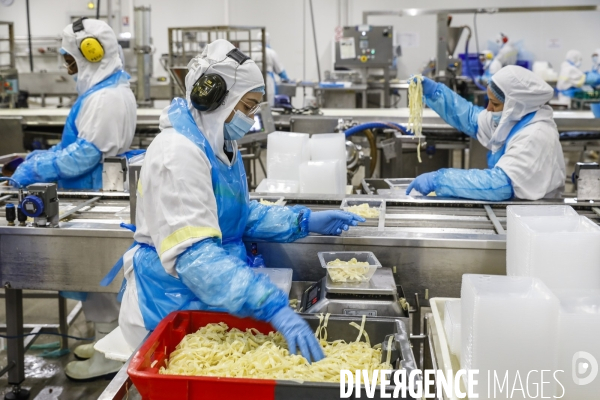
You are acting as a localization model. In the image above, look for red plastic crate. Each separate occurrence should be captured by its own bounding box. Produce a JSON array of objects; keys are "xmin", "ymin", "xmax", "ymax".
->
[{"xmin": 128, "ymin": 311, "xmax": 278, "ymax": 400}]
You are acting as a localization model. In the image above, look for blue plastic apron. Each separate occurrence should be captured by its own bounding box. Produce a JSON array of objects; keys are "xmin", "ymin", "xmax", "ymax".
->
[
  {"xmin": 103, "ymin": 98, "xmax": 250, "ymax": 331},
  {"xmin": 487, "ymin": 111, "xmax": 536, "ymax": 169},
  {"xmin": 59, "ymin": 70, "xmax": 129, "ymax": 190}
]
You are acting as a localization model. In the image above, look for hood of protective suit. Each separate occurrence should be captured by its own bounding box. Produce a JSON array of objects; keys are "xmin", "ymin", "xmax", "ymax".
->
[
  {"xmin": 61, "ymin": 19, "xmax": 122, "ymax": 95},
  {"xmin": 182, "ymin": 39, "xmax": 264, "ymax": 164},
  {"xmin": 566, "ymin": 49, "xmax": 582, "ymax": 66},
  {"xmin": 489, "ymin": 65, "xmax": 554, "ymax": 152}
]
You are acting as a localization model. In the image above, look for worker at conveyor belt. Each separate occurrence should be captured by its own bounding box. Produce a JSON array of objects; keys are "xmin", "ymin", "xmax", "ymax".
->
[
  {"xmin": 107, "ymin": 39, "xmax": 363, "ymax": 362},
  {"xmin": 406, "ymin": 65, "xmax": 565, "ymax": 201},
  {"xmin": 7, "ymin": 18, "xmax": 138, "ymax": 381}
]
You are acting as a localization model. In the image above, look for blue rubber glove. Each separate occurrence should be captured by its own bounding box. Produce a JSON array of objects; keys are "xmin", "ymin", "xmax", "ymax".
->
[
  {"xmin": 408, "ymin": 75, "xmax": 438, "ymax": 97},
  {"xmin": 308, "ymin": 210, "xmax": 365, "ymax": 235},
  {"xmin": 406, "ymin": 171, "xmax": 439, "ymax": 196},
  {"xmin": 270, "ymin": 307, "xmax": 325, "ymax": 363},
  {"xmin": 585, "ymin": 71, "xmax": 600, "ymax": 86}
]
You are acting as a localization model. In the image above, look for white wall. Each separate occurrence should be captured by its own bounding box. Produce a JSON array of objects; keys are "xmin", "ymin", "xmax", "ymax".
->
[{"xmin": 2, "ymin": 0, "xmax": 600, "ymax": 91}]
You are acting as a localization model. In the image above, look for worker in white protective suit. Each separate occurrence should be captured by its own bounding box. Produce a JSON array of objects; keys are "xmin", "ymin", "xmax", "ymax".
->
[
  {"xmin": 110, "ymin": 39, "xmax": 363, "ymax": 361},
  {"xmin": 407, "ymin": 66, "xmax": 565, "ymax": 201},
  {"xmin": 11, "ymin": 18, "xmax": 137, "ymax": 381},
  {"xmin": 251, "ymin": 32, "xmax": 290, "ymax": 106},
  {"xmin": 488, "ymin": 33, "xmax": 518, "ymax": 75},
  {"xmin": 557, "ymin": 50, "xmax": 585, "ymax": 95}
]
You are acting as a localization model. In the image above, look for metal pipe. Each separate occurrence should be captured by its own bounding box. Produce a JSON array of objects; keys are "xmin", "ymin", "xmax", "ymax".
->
[
  {"xmin": 308, "ymin": 0, "xmax": 321, "ymax": 83},
  {"xmin": 96, "ymin": 0, "xmax": 101, "ymax": 19},
  {"xmin": 25, "ymin": 0, "xmax": 33, "ymax": 72}
]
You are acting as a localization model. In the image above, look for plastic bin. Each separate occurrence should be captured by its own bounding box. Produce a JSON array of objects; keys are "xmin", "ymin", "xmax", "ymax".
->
[
  {"xmin": 299, "ymin": 160, "xmax": 341, "ymax": 195},
  {"xmin": 128, "ymin": 311, "xmax": 418, "ymax": 400},
  {"xmin": 253, "ymin": 268, "xmax": 293, "ymax": 296},
  {"xmin": 309, "ymin": 133, "xmax": 346, "ymax": 195},
  {"xmin": 443, "ymin": 299, "xmax": 461, "ymax": 357},
  {"xmin": 340, "ymin": 198, "xmax": 385, "ymax": 220},
  {"xmin": 266, "ymin": 132, "xmax": 309, "ymax": 181},
  {"xmin": 555, "ymin": 289, "xmax": 600, "ymax": 399},
  {"xmin": 461, "ymin": 274, "xmax": 559, "ymax": 397},
  {"xmin": 318, "ymin": 251, "xmax": 382, "ymax": 283},
  {"xmin": 458, "ymin": 53, "xmax": 483, "ymax": 76}
]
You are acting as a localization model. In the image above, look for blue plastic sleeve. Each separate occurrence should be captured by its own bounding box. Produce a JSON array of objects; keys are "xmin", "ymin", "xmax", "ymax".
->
[
  {"xmin": 244, "ymin": 201, "xmax": 311, "ymax": 242},
  {"xmin": 435, "ymin": 167, "xmax": 514, "ymax": 201},
  {"xmin": 425, "ymin": 84, "xmax": 484, "ymax": 138},
  {"xmin": 11, "ymin": 138, "xmax": 102, "ymax": 188},
  {"xmin": 175, "ymin": 237, "xmax": 288, "ymax": 321}
]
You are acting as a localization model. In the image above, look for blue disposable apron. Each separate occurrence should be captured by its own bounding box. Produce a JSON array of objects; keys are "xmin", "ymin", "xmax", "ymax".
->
[
  {"xmin": 59, "ymin": 70, "xmax": 130, "ymax": 190},
  {"xmin": 102, "ymin": 98, "xmax": 250, "ymax": 331},
  {"xmin": 487, "ymin": 111, "xmax": 536, "ymax": 169}
]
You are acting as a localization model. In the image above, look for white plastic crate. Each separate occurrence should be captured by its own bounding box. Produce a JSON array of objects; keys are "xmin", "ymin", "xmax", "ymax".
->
[
  {"xmin": 309, "ymin": 133, "xmax": 346, "ymax": 195},
  {"xmin": 299, "ymin": 160, "xmax": 341, "ymax": 195},
  {"xmin": 461, "ymin": 274, "xmax": 559, "ymax": 398},
  {"xmin": 443, "ymin": 299, "xmax": 461, "ymax": 357},
  {"xmin": 266, "ymin": 132, "xmax": 309, "ymax": 181}
]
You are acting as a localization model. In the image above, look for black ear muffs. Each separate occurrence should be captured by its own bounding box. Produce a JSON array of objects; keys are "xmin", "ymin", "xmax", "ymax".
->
[
  {"xmin": 189, "ymin": 48, "xmax": 252, "ymax": 112},
  {"xmin": 189, "ymin": 73, "xmax": 228, "ymax": 112}
]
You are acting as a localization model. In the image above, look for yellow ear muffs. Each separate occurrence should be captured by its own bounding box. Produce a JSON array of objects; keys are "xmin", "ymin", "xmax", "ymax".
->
[{"xmin": 79, "ymin": 37, "xmax": 104, "ymax": 63}]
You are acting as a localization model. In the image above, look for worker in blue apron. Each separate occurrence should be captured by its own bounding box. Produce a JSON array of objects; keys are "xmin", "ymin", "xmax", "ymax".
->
[
  {"xmin": 11, "ymin": 18, "xmax": 138, "ymax": 381},
  {"xmin": 112, "ymin": 39, "xmax": 363, "ymax": 363},
  {"xmin": 406, "ymin": 65, "xmax": 565, "ymax": 201}
]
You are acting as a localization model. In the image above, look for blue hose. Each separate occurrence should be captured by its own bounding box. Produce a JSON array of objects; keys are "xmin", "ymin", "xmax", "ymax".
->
[{"xmin": 344, "ymin": 122, "xmax": 410, "ymax": 137}]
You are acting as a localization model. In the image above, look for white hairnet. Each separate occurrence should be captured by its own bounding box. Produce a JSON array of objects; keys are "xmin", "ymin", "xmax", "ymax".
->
[
  {"xmin": 489, "ymin": 65, "xmax": 554, "ymax": 152},
  {"xmin": 566, "ymin": 49, "xmax": 582, "ymax": 65},
  {"xmin": 61, "ymin": 19, "xmax": 122, "ymax": 95},
  {"xmin": 185, "ymin": 39, "xmax": 264, "ymax": 164}
]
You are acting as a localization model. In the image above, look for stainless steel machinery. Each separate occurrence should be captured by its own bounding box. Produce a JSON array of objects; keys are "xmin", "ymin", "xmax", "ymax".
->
[{"xmin": 573, "ymin": 162, "xmax": 600, "ymax": 201}]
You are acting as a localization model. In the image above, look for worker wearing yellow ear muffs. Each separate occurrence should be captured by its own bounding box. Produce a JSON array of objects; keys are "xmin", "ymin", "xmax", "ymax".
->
[{"xmin": 11, "ymin": 18, "xmax": 138, "ymax": 382}]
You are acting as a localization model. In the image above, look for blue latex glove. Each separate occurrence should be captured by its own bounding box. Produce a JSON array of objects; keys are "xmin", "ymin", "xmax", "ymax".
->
[
  {"xmin": 406, "ymin": 172, "xmax": 439, "ymax": 196},
  {"xmin": 279, "ymin": 70, "xmax": 290, "ymax": 81},
  {"xmin": 585, "ymin": 71, "xmax": 600, "ymax": 86},
  {"xmin": 308, "ymin": 210, "xmax": 365, "ymax": 235},
  {"xmin": 270, "ymin": 307, "xmax": 324, "ymax": 363},
  {"xmin": 408, "ymin": 75, "xmax": 438, "ymax": 97}
]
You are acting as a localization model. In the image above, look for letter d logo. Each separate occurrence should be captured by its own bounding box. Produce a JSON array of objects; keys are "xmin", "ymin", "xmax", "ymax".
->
[{"xmin": 572, "ymin": 351, "xmax": 598, "ymax": 386}]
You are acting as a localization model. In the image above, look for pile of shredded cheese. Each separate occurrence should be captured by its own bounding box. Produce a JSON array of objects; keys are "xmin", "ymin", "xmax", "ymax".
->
[
  {"xmin": 407, "ymin": 75, "xmax": 424, "ymax": 163},
  {"xmin": 344, "ymin": 203, "xmax": 380, "ymax": 219},
  {"xmin": 326, "ymin": 258, "xmax": 372, "ymax": 283},
  {"xmin": 259, "ymin": 198, "xmax": 277, "ymax": 206},
  {"xmin": 159, "ymin": 314, "xmax": 393, "ymax": 383}
]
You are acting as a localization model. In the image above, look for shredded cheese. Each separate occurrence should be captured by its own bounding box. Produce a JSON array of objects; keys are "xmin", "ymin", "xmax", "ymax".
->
[
  {"xmin": 259, "ymin": 198, "xmax": 277, "ymax": 205},
  {"xmin": 326, "ymin": 258, "xmax": 372, "ymax": 283},
  {"xmin": 159, "ymin": 319, "xmax": 393, "ymax": 382},
  {"xmin": 344, "ymin": 203, "xmax": 380, "ymax": 219},
  {"xmin": 385, "ymin": 335, "xmax": 394, "ymax": 366},
  {"xmin": 408, "ymin": 75, "xmax": 424, "ymax": 163}
]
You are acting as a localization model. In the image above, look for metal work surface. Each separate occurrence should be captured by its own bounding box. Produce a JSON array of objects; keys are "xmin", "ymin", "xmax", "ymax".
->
[{"xmin": 1, "ymin": 108, "xmax": 597, "ymax": 132}]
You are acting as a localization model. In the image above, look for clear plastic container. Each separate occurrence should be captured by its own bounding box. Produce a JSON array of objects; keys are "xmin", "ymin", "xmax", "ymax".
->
[
  {"xmin": 340, "ymin": 198, "xmax": 385, "ymax": 220},
  {"xmin": 255, "ymin": 179, "xmax": 299, "ymax": 194},
  {"xmin": 249, "ymin": 195, "xmax": 285, "ymax": 206},
  {"xmin": 253, "ymin": 268, "xmax": 293, "ymax": 296},
  {"xmin": 443, "ymin": 299, "xmax": 461, "ymax": 357},
  {"xmin": 317, "ymin": 251, "xmax": 382, "ymax": 283}
]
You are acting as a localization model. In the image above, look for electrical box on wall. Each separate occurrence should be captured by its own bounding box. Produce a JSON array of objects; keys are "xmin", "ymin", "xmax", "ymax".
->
[{"xmin": 334, "ymin": 25, "xmax": 394, "ymax": 69}]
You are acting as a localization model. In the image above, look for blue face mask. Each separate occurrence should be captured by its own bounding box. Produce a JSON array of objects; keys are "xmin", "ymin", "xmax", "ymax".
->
[
  {"xmin": 223, "ymin": 110, "xmax": 255, "ymax": 140},
  {"xmin": 491, "ymin": 111, "xmax": 502, "ymax": 125},
  {"xmin": 72, "ymin": 73, "xmax": 78, "ymax": 82}
]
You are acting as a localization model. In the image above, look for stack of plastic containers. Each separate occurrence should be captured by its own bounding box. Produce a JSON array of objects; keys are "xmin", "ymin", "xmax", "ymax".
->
[
  {"xmin": 308, "ymin": 133, "xmax": 346, "ymax": 195},
  {"xmin": 299, "ymin": 160, "xmax": 341, "ymax": 195},
  {"xmin": 266, "ymin": 132, "xmax": 309, "ymax": 181},
  {"xmin": 506, "ymin": 205, "xmax": 600, "ymax": 291},
  {"xmin": 461, "ymin": 274, "xmax": 559, "ymax": 398},
  {"xmin": 443, "ymin": 299, "xmax": 461, "ymax": 357},
  {"xmin": 555, "ymin": 289, "xmax": 600, "ymax": 398}
]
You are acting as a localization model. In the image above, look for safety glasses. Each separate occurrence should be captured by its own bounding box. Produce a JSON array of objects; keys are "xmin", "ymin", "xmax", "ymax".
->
[{"xmin": 238, "ymin": 99, "xmax": 265, "ymax": 116}]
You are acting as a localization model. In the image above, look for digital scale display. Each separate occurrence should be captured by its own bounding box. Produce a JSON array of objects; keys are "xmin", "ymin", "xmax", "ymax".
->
[{"xmin": 302, "ymin": 282, "xmax": 321, "ymax": 311}]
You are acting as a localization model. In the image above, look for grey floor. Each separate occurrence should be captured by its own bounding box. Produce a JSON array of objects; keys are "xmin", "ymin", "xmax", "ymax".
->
[{"xmin": 0, "ymin": 290, "xmax": 132, "ymax": 400}]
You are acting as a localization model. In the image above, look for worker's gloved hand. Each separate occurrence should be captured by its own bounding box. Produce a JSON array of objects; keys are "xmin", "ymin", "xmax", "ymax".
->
[
  {"xmin": 585, "ymin": 71, "xmax": 600, "ymax": 86},
  {"xmin": 308, "ymin": 210, "xmax": 365, "ymax": 235},
  {"xmin": 408, "ymin": 76, "xmax": 438, "ymax": 97},
  {"xmin": 406, "ymin": 171, "xmax": 439, "ymax": 196},
  {"xmin": 270, "ymin": 307, "xmax": 325, "ymax": 363}
]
